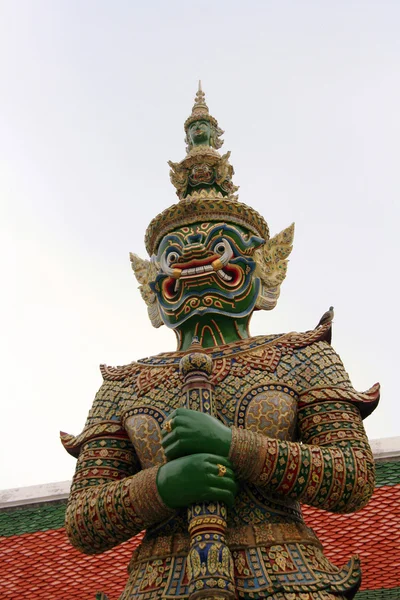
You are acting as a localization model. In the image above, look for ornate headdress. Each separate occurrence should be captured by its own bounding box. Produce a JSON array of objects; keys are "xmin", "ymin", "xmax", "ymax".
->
[
  {"xmin": 183, "ymin": 81, "xmax": 224, "ymax": 152},
  {"xmin": 145, "ymin": 83, "xmax": 272, "ymax": 256},
  {"xmin": 133, "ymin": 84, "xmax": 294, "ymax": 327},
  {"xmin": 144, "ymin": 194, "xmax": 270, "ymax": 258}
]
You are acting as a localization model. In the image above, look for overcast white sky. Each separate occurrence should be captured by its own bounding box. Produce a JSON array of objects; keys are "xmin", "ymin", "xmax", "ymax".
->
[{"xmin": 1, "ymin": 1, "xmax": 399, "ymax": 490}]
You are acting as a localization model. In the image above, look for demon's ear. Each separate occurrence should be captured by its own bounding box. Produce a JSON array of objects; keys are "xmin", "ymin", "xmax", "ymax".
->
[
  {"xmin": 253, "ymin": 223, "xmax": 295, "ymax": 311},
  {"xmin": 129, "ymin": 253, "xmax": 164, "ymax": 328}
]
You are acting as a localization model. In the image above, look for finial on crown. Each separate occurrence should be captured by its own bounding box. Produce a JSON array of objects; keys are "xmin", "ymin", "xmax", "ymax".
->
[
  {"xmin": 166, "ymin": 82, "xmax": 238, "ymax": 203},
  {"xmin": 145, "ymin": 83, "xmax": 271, "ymax": 258},
  {"xmin": 192, "ymin": 80, "xmax": 208, "ymax": 115},
  {"xmin": 184, "ymin": 82, "xmax": 224, "ymax": 151}
]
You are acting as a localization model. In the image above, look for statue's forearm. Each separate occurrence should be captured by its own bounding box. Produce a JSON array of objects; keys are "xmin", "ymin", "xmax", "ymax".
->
[
  {"xmin": 229, "ymin": 401, "xmax": 375, "ymax": 513},
  {"xmin": 65, "ymin": 438, "xmax": 174, "ymax": 554}
]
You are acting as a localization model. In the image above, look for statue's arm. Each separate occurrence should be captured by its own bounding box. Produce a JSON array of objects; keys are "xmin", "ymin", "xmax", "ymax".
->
[
  {"xmin": 65, "ymin": 433, "xmax": 174, "ymax": 555},
  {"xmin": 162, "ymin": 345, "xmax": 379, "ymax": 514},
  {"xmin": 62, "ymin": 376, "xmax": 175, "ymax": 555},
  {"xmin": 229, "ymin": 398, "xmax": 375, "ymax": 513},
  {"xmin": 226, "ymin": 340, "xmax": 380, "ymax": 514}
]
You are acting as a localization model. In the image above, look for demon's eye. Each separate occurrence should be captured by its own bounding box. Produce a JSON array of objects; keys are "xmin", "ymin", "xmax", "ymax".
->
[
  {"xmin": 214, "ymin": 241, "xmax": 228, "ymax": 255},
  {"xmin": 166, "ymin": 251, "xmax": 180, "ymax": 266}
]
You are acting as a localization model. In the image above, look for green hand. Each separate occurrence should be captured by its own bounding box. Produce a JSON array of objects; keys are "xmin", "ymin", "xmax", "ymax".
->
[
  {"xmin": 161, "ymin": 408, "xmax": 232, "ymax": 461},
  {"xmin": 157, "ymin": 453, "xmax": 237, "ymax": 509}
]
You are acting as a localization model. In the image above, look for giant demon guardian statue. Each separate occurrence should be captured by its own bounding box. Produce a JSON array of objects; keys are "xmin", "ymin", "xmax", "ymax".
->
[{"xmin": 61, "ymin": 83, "xmax": 379, "ymax": 600}]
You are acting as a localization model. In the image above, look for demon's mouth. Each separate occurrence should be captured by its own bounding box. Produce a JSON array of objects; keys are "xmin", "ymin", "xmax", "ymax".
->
[
  {"xmin": 158, "ymin": 237, "xmax": 240, "ymax": 293},
  {"xmin": 173, "ymin": 254, "xmax": 233, "ymax": 281},
  {"xmin": 161, "ymin": 255, "xmax": 244, "ymax": 300}
]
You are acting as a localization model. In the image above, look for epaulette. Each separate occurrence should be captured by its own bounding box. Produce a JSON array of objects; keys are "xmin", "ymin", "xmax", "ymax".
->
[
  {"xmin": 100, "ymin": 361, "xmax": 142, "ymax": 382},
  {"xmin": 299, "ymin": 382, "xmax": 380, "ymax": 420},
  {"xmin": 278, "ymin": 321, "xmax": 332, "ymax": 350},
  {"xmin": 60, "ymin": 421, "xmax": 128, "ymax": 458},
  {"xmin": 59, "ymin": 363, "xmax": 142, "ymax": 458},
  {"xmin": 285, "ymin": 321, "xmax": 380, "ymax": 419}
]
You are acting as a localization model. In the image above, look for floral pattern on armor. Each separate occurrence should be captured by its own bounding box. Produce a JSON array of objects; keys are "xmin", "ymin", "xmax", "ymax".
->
[
  {"xmin": 62, "ymin": 326, "xmax": 379, "ymax": 599},
  {"xmin": 229, "ymin": 399, "xmax": 375, "ymax": 513},
  {"xmin": 64, "ymin": 436, "xmax": 174, "ymax": 554}
]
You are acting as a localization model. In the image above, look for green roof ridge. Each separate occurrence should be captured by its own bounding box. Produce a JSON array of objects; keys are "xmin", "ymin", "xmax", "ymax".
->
[
  {"xmin": 0, "ymin": 501, "xmax": 66, "ymax": 537},
  {"xmin": 356, "ymin": 587, "xmax": 400, "ymax": 599},
  {"xmin": 0, "ymin": 461, "xmax": 399, "ymax": 537},
  {"xmin": 375, "ymin": 460, "xmax": 400, "ymax": 487}
]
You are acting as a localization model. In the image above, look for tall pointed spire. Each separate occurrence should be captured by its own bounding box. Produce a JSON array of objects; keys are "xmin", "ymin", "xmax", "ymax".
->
[
  {"xmin": 184, "ymin": 82, "xmax": 223, "ymax": 151},
  {"xmin": 184, "ymin": 82, "xmax": 219, "ymax": 132},
  {"xmin": 166, "ymin": 82, "xmax": 236, "ymax": 201},
  {"xmin": 145, "ymin": 83, "xmax": 270, "ymax": 256},
  {"xmin": 190, "ymin": 80, "xmax": 209, "ymax": 118}
]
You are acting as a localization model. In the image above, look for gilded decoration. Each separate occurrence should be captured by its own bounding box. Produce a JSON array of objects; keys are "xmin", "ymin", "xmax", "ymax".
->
[
  {"xmin": 62, "ymin": 321, "xmax": 379, "ymax": 597},
  {"xmin": 61, "ymin": 84, "xmax": 379, "ymax": 600},
  {"xmin": 143, "ymin": 193, "xmax": 270, "ymax": 257}
]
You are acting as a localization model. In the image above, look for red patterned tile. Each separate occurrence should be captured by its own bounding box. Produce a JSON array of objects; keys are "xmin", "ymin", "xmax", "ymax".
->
[
  {"xmin": 1, "ymin": 483, "xmax": 399, "ymax": 598},
  {"xmin": 0, "ymin": 528, "xmax": 144, "ymax": 600},
  {"xmin": 302, "ymin": 483, "xmax": 400, "ymax": 590}
]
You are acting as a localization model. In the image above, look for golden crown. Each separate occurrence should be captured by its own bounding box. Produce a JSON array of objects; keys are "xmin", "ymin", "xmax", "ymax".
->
[
  {"xmin": 145, "ymin": 190, "xmax": 270, "ymax": 256},
  {"xmin": 144, "ymin": 84, "xmax": 270, "ymax": 256},
  {"xmin": 184, "ymin": 80, "xmax": 220, "ymax": 131}
]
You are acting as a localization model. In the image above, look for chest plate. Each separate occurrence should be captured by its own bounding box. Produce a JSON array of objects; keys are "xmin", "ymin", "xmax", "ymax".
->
[
  {"xmin": 125, "ymin": 411, "xmax": 166, "ymax": 469},
  {"xmin": 122, "ymin": 355, "xmax": 298, "ymax": 469},
  {"xmin": 235, "ymin": 385, "xmax": 297, "ymax": 441}
]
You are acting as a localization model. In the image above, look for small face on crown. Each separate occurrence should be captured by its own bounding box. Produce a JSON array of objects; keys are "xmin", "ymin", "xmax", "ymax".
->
[
  {"xmin": 150, "ymin": 221, "xmax": 265, "ymax": 329},
  {"xmin": 188, "ymin": 119, "xmax": 211, "ymax": 147}
]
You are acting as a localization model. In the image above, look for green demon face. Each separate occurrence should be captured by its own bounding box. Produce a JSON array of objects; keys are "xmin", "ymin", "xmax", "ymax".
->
[
  {"xmin": 151, "ymin": 222, "xmax": 265, "ymax": 328},
  {"xmin": 188, "ymin": 120, "xmax": 212, "ymax": 146}
]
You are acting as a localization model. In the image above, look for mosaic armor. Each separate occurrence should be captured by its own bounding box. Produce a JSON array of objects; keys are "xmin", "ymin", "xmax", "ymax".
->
[
  {"xmin": 62, "ymin": 84, "xmax": 379, "ymax": 600},
  {"xmin": 62, "ymin": 321, "xmax": 379, "ymax": 599}
]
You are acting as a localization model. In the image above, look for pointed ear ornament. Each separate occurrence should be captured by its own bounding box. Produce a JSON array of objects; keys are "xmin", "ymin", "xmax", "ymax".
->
[
  {"xmin": 253, "ymin": 223, "xmax": 295, "ymax": 311},
  {"xmin": 129, "ymin": 253, "xmax": 164, "ymax": 328}
]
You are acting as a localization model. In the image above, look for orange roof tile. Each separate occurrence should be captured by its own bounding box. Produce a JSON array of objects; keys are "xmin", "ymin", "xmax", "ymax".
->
[
  {"xmin": 1, "ymin": 528, "xmax": 144, "ymax": 600},
  {"xmin": 1, "ymin": 482, "xmax": 399, "ymax": 598},
  {"xmin": 302, "ymin": 483, "xmax": 400, "ymax": 591}
]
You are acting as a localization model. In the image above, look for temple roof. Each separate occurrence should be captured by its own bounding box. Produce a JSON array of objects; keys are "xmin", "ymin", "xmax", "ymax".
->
[{"xmin": 1, "ymin": 438, "xmax": 399, "ymax": 599}]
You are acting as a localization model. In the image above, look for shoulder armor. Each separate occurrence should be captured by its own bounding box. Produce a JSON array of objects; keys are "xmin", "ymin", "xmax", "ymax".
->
[
  {"xmin": 60, "ymin": 372, "xmax": 136, "ymax": 458},
  {"xmin": 279, "ymin": 322, "xmax": 380, "ymax": 419},
  {"xmin": 299, "ymin": 382, "xmax": 380, "ymax": 419},
  {"xmin": 100, "ymin": 361, "xmax": 142, "ymax": 382},
  {"xmin": 60, "ymin": 421, "xmax": 128, "ymax": 458},
  {"xmin": 278, "ymin": 321, "xmax": 332, "ymax": 349}
]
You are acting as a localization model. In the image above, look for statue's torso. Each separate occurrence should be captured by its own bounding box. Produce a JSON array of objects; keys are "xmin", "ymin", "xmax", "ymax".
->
[
  {"xmin": 106, "ymin": 330, "xmax": 353, "ymax": 599},
  {"xmin": 123, "ymin": 338, "xmax": 302, "ymax": 527}
]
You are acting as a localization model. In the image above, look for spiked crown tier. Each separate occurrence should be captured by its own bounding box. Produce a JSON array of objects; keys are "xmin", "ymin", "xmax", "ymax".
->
[
  {"xmin": 184, "ymin": 81, "xmax": 220, "ymax": 133},
  {"xmin": 145, "ymin": 83, "xmax": 270, "ymax": 256}
]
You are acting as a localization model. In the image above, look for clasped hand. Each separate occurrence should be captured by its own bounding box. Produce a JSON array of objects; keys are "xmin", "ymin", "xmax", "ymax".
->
[
  {"xmin": 157, "ymin": 408, "xmax": 237, "ymax": 509},
  {"xmin": 161, "ymin": 407, "xmax": 232, "ymax": 460}
]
